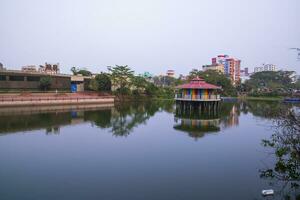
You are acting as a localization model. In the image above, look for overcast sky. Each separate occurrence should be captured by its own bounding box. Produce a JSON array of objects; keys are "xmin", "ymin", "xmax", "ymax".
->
[{"xmin": 0, "ymin": 0, "xmax": 299, "ymax": 75}]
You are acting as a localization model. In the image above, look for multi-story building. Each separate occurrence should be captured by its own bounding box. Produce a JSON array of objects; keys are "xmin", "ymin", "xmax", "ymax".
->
[
  {"xmin": 166, "ymin": 70, "xmax": 175, "ymax": 77},
  {"xmin": 240, "ymin": 67, "xmax": 249, "ymax": 76},
  {"xmin": 211, "ymin": 55, "xmax": 241, "ymax": 85},
  {"xmin": 202, "ymin": 64, "xmax": 224, "ymax": 73},
  {"xmin": 254, "ymin": 63, "xmax": 276, "ymax": 73},
  {"xmin": 240, "ymin": 67, "xmax": 250, "ymax": 83}
]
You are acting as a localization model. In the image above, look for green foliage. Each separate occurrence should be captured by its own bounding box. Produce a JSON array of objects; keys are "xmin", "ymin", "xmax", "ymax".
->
[
  {"xmin": 108, "ymin": 65, "xmax": 134, "ymax": 95},
  {"xmin": 131, "ymin": 76, "xmax": 148, "ymax": 95},
  {"xmin": 260, "ymin": 108, "xmax": 300, "ymax": 191},
  {"xmin": 88, "ymin": 78, "xmax": 98, "ymax": 91},
  {"xmin": 39, "ymin": 76, "xmax": 52, "ymax": 91},
  {"xmin": 188, "ymin": 69, "xmax": 237, "ymax": 97},
  {"xmin": 96, "ymin": 73, "xmax": 111, "ymax": 92},
  {"xmin": 245, "ymin": 71, "xmax": 295, "ymax": 96},
  {"xmin": 89, "ymin": 73, "xmax": 111, "ymax": 92},
  {"xmin": 70, "ymin": 67, "xmax": 92, "ymax": 76},
  {"xmin": 153, "ymin": 76, "xmax": 178, "ymax": 87},
  {"xmin": 145, "ymin": 83, "xmax": 159, "ymax": 96},
  {"xmin": 294, "ymin": 80, "xmax": 300, "ymax": 89},
  {"xmin": 77, "ymin": 69, "xmax": 92, "ymax": 76}
]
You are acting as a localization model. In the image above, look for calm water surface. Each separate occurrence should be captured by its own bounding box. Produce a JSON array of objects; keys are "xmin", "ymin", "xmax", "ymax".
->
[{"xmin": 0, "ymin": 101, "xmax": 299, "ymax": 200}]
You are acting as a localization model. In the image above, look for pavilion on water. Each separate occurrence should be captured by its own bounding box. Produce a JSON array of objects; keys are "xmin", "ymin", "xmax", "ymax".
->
[{"xmin": 175, "ymin": 77, "xmax": 221, "ymax": 112}]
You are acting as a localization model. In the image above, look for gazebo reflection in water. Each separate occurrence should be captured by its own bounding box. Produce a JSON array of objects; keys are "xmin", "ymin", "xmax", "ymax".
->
[{"xmin": 174, "ymin": 106, "xmax": 221, "ymax": 140}]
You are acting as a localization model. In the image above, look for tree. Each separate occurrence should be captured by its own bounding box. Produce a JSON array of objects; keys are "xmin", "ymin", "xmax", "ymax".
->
[
  {"xmin": 89, "ymin": 73, "xmax": 112, "ymax": 92},
  {"xmin": 70, "ymin": 67, "xmax": 92, "ymax": 76},
  {"xmin": 96, "ymin": 73, "xmax": 111, "ymax": 92},
  {"xmin": 108, "ymin": 65, "xmax": 134, "ymax": 95},
  {"xmin": 39, "ymin": 76, "xmax": 52, "ymax": 91},
  {"xmin": 70, "ymin": 67, "xmax": 77, "ymax": 75},
  {"xmin": 188, "ymin": 69, "xmax": 237, "ymax": 96},
  {"xmin": 88, "ymin": 78, "xmax": 99, "ymax": 91},
  {"xmin": 145, "ymin": 83, "xmax": 159, "ymax": 96},
  {"xmin": 244, "ymin": 71, "xmax": 295, "ymax": 96},
  {"xmin": 131, "ymin": 76, "xmax": 148, "ymax": 95},
  {"xmin": 260, "ymin": 107, "xmax": 300, "ymax": 197},
  {"xmin": 77, "ymin": 69, "xmax": 92, "ymax": 76}
]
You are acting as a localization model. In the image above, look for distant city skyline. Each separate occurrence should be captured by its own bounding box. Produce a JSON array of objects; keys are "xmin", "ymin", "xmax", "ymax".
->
[{"xmin": 0, "ymin": 0, "xmax": 299, "ymax": 75}]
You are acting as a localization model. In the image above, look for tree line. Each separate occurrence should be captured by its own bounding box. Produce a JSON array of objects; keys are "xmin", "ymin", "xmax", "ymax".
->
[{"xmin": 70, "ymin": 65, "xmax": 300, "ymax": 98}]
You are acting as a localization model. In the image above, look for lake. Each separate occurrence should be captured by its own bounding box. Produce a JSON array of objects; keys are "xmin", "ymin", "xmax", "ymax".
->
[{"xmin": 0, "ymin": 100, "xmax": 299, "ymax": 200}]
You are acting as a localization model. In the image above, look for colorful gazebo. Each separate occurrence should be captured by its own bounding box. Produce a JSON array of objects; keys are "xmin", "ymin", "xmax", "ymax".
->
[
  {"xmin": 175, "ymin": 77, "xmax": 221, "ymax": 113},
  {"xmin": 175, "ymin": 77, "xmax": 221, "ymax": 101}
]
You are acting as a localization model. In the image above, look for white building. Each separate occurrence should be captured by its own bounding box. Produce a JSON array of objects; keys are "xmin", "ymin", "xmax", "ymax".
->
[
  {"xmin": 166, "ymin": 70, "xmax": 175, "ymax": 77},
  {"xmin": 254, "ymin": 63, "xmax": 276, "ymax": 73},
  {"xmin": 289, "ymin": 72, "xmax": 298, "ymax": 83}
]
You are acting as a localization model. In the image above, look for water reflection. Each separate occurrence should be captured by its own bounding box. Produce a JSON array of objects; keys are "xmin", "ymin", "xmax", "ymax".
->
[
  {"xmin": 0, "ymin": 101, "xmax": 174, "ymax": 136},
  {"xmin": 0, "ymin": 100, "xmax": 298, "ymax": 138},
  {"xmin": 1, "ymin": 100, "xmax": 300, "ymax": 199},
  {"xmin": 174, "ymin": 102, "xmax": 240, "ymax": 139}
]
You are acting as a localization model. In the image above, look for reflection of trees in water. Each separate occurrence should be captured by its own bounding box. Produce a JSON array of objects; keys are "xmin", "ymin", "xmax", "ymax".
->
[
  {"xmin": 245, "ymin": 100, "xmax": 288, "ymax": 119},
  {"xmin": 0, "ymin": 112, "xmax": 72, "ymax": 134},
  {"xmin": 85, "ymin": 100, "xmax": 174, "ymax": 137},
  {"xmin": 0, "ymin": 101, "xmax": 174, "ymax": 136},
  {"xmin": 84, "ymin": 109, "xmax": 112, "ymax": 128},
  {"xmin": 260, "ymin": 107, "xmax": 300, "ymax": 199}
]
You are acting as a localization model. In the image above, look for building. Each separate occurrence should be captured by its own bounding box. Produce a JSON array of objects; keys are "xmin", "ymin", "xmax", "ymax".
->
[
  {"xmin": 71, "ymin": 75, "xmax": 91, "ymax": 92},
  {"xmin": 254, "ymin": 63, "xmax": 276, "ymax": 73},
  {"xmin": 239, "ymin": 67, "xmax": 250, "ymax": 83},
  {"xmin": 0, "ymin": 63, "xmax": 4, "ymax": 71},
  {"xmin": 22, "ymin": 65, "xmax": 37, "ymax": 72},
  {"xmin": 240, "ymin": 67, "xmax": 249, "ymax": 76},
  {"xmin": 289, "ymin": 72, "xmax": 298, "ymax": 83},
  {"xmin": 202, "ymin": 64, "xmax": 224, "ymax": 73},
  {"xmin": 166, "ymin": 70, "xmax": 175, "ymax": 77},
  {"xmin": 178, "ymin": 74, "xmax": 187, "ymax": 81},
  {"xmin": 0, "ymin": 70, "xmax": 70, "ymax": 91},
  {"xmin": 210, "ymin": 55, "xmax": 241, "ymax": 85},
  {"xmin": 138, "ymin": 72, "xmax": 153, "ymax": 82},
  {"xmin": 38, "ymin": 63, "xmax": 60, "ymax": 74},
  {"xmin": 175, "ymin": 77, "xmax": 221, "ymax": 101}
]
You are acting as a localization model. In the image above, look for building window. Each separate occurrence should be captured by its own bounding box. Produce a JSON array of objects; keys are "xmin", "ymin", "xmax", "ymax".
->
[
  {"xmin": 0, "ymin": 75, "xmax": 6, "ymax": 81},
  {"xmin": 27, "ymin": 76, "xmax": 40, "ymax": 81},
  {"xmin": 9, "ymin": 76, "xmax": 24, "ymax": 81}
]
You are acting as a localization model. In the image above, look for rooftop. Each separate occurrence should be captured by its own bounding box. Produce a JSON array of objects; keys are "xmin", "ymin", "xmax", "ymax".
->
[{"xmin": 176, "ymin": 77, "xmax": 221, "ymax": 89}]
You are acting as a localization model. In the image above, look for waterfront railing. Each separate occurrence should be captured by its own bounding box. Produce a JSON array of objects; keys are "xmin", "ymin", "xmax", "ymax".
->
[{"xmin": 175, "ymin": 94, "xmax": 221, "ymax": 101}]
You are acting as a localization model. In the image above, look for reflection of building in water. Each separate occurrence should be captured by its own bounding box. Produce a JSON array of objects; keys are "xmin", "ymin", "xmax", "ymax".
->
[
  {"xmin": 221, "ymin": 105, "xmax": 239, "ymax": 128},
  {"xmin": 0, "ymin": 104, "xmax": 113, "ymax": 135},
  {"xmin": 174, "ymin": 117, "xmax": 220, "ymax": 139},
  {"xmin": 174, "ymin": 102, "xmax": 241, "ymax": 139},
  {"xmin": 174, "ymin": 106, "xmax": 221, "ymax": 139}
]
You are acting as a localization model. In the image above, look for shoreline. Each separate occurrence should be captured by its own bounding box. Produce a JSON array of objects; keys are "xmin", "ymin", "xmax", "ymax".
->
[{"xmin": 0, "ymin": 93, "xmax": 115, "ymax": 107}]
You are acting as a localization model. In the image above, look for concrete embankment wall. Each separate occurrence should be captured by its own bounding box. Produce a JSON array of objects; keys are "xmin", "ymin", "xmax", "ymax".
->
[{"xmin": 0, "ymin": 93, "xmax": 115, "ymax": 107}]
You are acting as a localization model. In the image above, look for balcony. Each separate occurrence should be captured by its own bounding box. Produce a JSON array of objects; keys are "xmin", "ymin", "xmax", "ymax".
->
[{"xmin": 175, "ymin": 94, "xmax": 221, "ymax": 101}]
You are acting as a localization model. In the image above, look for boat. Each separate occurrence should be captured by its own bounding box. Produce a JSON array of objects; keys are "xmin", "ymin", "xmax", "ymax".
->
[
  {"xmin": 284, "ymin": 97, "xmax": 300, "ymax": 102},
  {"xmin": 262, "ymin": 189, "xmax": 274, "ymax": 196}
]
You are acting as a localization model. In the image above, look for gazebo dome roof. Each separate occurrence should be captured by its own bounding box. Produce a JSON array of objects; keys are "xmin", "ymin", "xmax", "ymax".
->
[{"xmin": 176, "ymin": 77, "xmax": 221, "ymax": 89}]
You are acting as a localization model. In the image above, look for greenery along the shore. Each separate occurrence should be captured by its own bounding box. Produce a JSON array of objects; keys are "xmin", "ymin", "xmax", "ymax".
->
[{"xmin": 71, "ymin": 65, "xmax": 300, "ymax": 98}]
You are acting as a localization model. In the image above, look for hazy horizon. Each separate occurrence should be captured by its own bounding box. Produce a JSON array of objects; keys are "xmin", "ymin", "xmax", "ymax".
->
[{"xmin": 0, "ymin": 0, "xmax": 299, "ymax": 75}]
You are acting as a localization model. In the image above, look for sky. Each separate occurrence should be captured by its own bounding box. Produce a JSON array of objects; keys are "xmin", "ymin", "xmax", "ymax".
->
[{"xmin": 0, "ymin": 0, "xmax": 299, "ymax": 75}]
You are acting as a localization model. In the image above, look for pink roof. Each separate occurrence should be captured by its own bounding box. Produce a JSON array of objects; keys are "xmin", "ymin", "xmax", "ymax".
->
[{"xmin": 176, "ymin": 77, "xmax": 221, "ymax": 89}]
